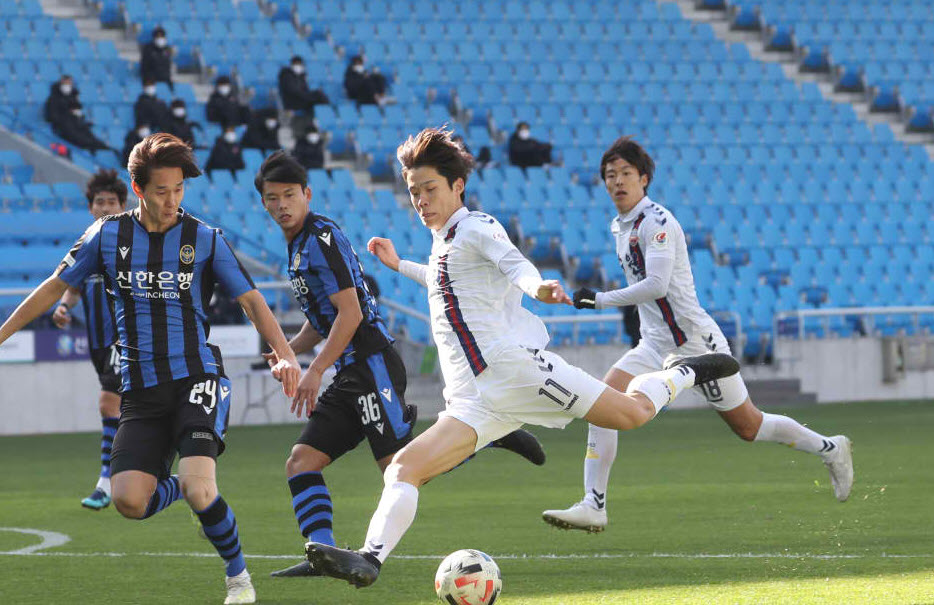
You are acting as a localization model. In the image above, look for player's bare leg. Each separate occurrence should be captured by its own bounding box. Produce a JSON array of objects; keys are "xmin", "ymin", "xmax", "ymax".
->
[
  {"xmin": 721, "ymin": 399, "xmax": 853, "ymax": 502},
  {"xmin": 306, "ymin": 417, "xmax": 478, "ymax": 588}
]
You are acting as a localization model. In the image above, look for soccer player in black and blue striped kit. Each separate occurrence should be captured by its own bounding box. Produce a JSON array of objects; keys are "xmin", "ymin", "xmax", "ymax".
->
[
  {"xmin": 256, "ymin": 151, "xmax": 546, "ymax": 578},
  {"xmin": 0, "ymin": 134, "xmax": 301, "ymax": 605},
  {"xmin": 52, "ymin": 169, "xmax": 127, "ymax": 510}
]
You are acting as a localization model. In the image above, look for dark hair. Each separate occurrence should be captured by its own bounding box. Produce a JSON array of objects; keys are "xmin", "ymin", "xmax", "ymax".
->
[
  {"xmin": 85, "ymin": 169, "xmax": 128, "ymax": 207},
  {"xmin": 350, "ymin": 55, "xmax": 363, "ymax": 66},
  {"xmin": 215, "ymin": 75, "xmax": 231, "ymax": 86},
  {"xmin": 127, "ymin": 133, "xmax": 201, "ymax": 189},
  {"xmin": 254, "ymin": 150, "xmax": 307, "ymax": 194},
  {"xmin": 152, "ymin": 26, "xmax": 165, "ymax": 38},
  {"xmin": 599, "ymin": 136, "xmax": 655, "ymax": 192},
  {"xmin": 397, "ymin": 127, "xmax": 474, "ymax": 202},
  {"xmin": 170, "ymin": 98, "xmax": 185, "ymax": 109},
  {"xmin": 290, "ymin": 55, "xmax": 303, "ymax": 64}
]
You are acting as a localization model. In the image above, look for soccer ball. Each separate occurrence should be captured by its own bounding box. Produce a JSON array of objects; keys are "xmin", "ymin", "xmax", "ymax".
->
[{"xmin": 434, "ymin": 549, "xmax": 502, "ymax": 604}]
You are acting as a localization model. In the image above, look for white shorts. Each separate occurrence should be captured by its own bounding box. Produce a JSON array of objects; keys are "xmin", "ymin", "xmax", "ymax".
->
[
  {"xmin": 612, "ymin": 325, "xmax": 749, "ymax": 412},
  {"xmin": 439, "ymin": 345, "xmax": 607, "ymax": 451}
]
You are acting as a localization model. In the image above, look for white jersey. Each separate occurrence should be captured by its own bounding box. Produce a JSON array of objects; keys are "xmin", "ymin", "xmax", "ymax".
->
[
  {"xmin": 426, "ymin": 207, "xmax": 549, "ymax": 401},
  {"xmin": 611, "ymin": 196, "xmax": 712, "ymax": 350}
]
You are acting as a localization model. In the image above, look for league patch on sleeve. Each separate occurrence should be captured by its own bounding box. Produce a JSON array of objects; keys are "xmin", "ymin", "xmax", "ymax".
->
[{"xmin": 651, "ymin": 231, "xmax": 669, "ymax": 248}]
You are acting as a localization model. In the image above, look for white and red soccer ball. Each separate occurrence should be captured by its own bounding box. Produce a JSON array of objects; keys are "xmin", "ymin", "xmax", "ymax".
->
[{"xmin": 434, "ymin": 549, "xmax": 502, "ymax": 604}]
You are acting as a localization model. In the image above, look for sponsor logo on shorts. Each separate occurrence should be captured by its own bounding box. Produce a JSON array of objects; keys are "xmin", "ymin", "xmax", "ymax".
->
[{"xmin": 191, "ymin": 431, "xmax": 214, "ymax": 440}]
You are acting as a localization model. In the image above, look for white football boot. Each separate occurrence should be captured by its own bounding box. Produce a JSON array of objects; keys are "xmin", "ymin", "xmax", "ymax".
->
[
  {"xmin": 542, "ymin": 502, "xmax": 607, "ymax": 533},
  {"xmin": 822, "ymin": 435, "xmax": 853, "ymax": 502},
  {"xmin": 224, "ymin": 569, "xmax": 256, "ymax": 604}
]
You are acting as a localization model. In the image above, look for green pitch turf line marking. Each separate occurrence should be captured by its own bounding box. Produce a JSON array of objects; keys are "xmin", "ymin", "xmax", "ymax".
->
[{"xmin": 2, "ymin": 551, "xmax": 931, "ymax": 560}]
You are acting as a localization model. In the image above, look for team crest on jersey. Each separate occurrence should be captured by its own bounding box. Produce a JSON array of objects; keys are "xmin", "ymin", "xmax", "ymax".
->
[
  {"xmin": 292, "ymin": 251, "xmax": 301, "ymax": 270},
  {"xmin": 652, "ymin": 231, "xmax": 668, "ymax": 248},
  {"xmin": 179, "ymin": 244, "xmax": 195, "ymax": 265}
]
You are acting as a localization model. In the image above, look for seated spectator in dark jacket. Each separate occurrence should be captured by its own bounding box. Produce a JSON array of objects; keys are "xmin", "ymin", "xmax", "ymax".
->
[
  {"xmin": 293, "ymin": 126, "xmax": 326, "ymax": 170},
  {"xmin": 343, "ymin": 55, "xmax": 387, "ymax": 106},
  {"xmin": 140, "ymin": 26, "xmax": 173, "ymax": 91},
  {"xmin": 134, "ymin": 79, "xmax": 171, "ymax": 132},
  {"xmin": 122, "ymin": 124, "xmax": 150, "ymax": 165},
  {"xmin": 240, "ymin": 108, "xmax": 280, "ymax": 155},
  {"xmin": 43, "ymin": 75, "xmax": 80, "ymax": 130},
  {"xmin": 508, "ymin": 122, "xmax": 552, "ymax": 168},
  {"xmin": 55, "ymin": 100, "xmax": 112, "ymax": 155},
  {"xmin": 163, "ymin": 99, "xmax": 201, "ymax": 147},
  {"xmin": 204, "ymin": 126, "xmax": 245, "ymax": 178},
  {"xmin": 278, "ymin": 56, "xmax": 330, "ymax": 115},
  {"xmin": 205, "ymin": 75, "xmax": 250, "ymax": 128}
]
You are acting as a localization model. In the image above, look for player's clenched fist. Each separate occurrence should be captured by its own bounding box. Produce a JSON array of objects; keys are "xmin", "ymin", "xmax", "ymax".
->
[{"xmin": 367, "ymin": 237, "xmax": 400, "ymax": 271}]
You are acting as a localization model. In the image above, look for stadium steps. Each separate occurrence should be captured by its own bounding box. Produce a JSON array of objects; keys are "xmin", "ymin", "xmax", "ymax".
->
[
  {"xmin": 658, "ymin": 0, "xmax": 934, "ymax": 160},
  {"xmin": 745, "ymin": 378, "xmax": 817, "ymax": 407}
]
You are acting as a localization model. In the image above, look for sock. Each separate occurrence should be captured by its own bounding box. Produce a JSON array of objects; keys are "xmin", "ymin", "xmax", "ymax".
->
[
  {"xmin": 582, "ymin": 424, "xmax": 617, "ymax": 510},
  {"xmin": 196, "ymin": 495, "xmax": 247, "ymax": 577},
  {"xmin": 755, "ymin": 412, "xmax": 833, "ymax": 455},
  {"xmin": 288, "ymin": 472, "xmax": 334, "ymax": 546},
  {"xmin": 361, "ymin": 481, "xmax": 418, "ymax": 564},
  {"xmin": 95, "ymin": 476, "xmax": 111, "ymax": 496},
  {"xmin": 141, "ymin": 475, "xmax": 181, "ymax": 519},
  {"xmin": 98, "ymin": 416, "xmax": 119, "ymax": 493},
  {"xmin": 626, "ymin": 367, "xmax": 696, "ymax": 413}
]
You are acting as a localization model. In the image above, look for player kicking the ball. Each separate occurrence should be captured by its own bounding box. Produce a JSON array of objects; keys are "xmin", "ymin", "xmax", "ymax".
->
[
  {"xmin": 541, "ymin": 137, "xmax": 853, "ymax": 534},
  {"xmin": 302, "ymin": 127, "xmax": 741, "ymax": 588}
]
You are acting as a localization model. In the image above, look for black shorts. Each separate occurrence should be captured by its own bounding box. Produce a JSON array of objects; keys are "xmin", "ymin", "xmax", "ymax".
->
[
  {"xmin": 298, "ymin": 346, "xmax": 415, "ymax": 461},
  {"xmin": 90, "ymin": 344, "xmax": 121, "ymax": 394},
  {"xmin": 110, "ymin": 372, "xmax": 233, "ymax": 479}
]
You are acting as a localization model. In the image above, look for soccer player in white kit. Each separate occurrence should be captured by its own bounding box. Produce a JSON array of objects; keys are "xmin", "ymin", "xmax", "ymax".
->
[
  {"xmin": 542, "ymin": 137, "xmax": 854, "ymax": 534},
  {"xmin": 303, "ymin": 127, "xmax": 742, "ymax": 587}
]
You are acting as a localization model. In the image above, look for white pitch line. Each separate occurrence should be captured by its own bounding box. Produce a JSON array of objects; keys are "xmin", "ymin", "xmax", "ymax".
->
[
  {"xmin": 0, "ymin": 528, "xmax": 70, "ymax": 554},
  {"xmin": 1, "ymin": 551, "xmax": 930, "ymax": 560}
]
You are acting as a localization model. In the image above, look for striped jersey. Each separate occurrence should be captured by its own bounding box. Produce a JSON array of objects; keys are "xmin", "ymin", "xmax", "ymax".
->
[
  {"xmin": 56, "ymin": 209, "xmax": 255, "ymax": 392},
  {"xmin": 79, "ymin": 272, "xmax": 117, "ymax": 350},
  {"xmin": 611, "ymin": 196, "xmax": 712, "ymax": 350},
  {"xmin": 287, "ymin": 212, "xmax": 392, "ymax": 372},
  {"xmin": 426, "ymin": 207, "xmax": 549, "ymax": 401}
]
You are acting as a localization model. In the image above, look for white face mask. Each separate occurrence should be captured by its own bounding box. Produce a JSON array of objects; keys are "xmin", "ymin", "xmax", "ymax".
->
[
  {"xmin": 138, "ymin": 127, "xmax": 151, "ymax": 137},
  {"xmin": 306, "ymin": 133, "xmax": 320, "ymax": 144},
  {"xmin": 172, "ymin": 107, "xmax": 186, "ymax": 118},
  {"xmin": 518, "ymin": 129, "xmax": 531, "ymax": 140},
  {"xmin": 291, "ymin": 64, "xmax": 304, "ymax": 75},
  {"xmin": 144, "ymin": 85, "xmax": 157, "ymax": 96},
  {"xmin": 217, "ymin": 84, "xmax": 231, "ymax": 96},
  {"xmin": 223, "ymin": 131, "xmax": 237, "ymax": 144},
  {"xmin": 265, "ymin": 118, "xmax": 278, "ymax": 130},
  {"xmin": 352, "ymin": 64, "xmax": 365, "ymax": 74},
  {"xmin": 60, "ymin": 83, "xmax": 73, "ymax": 95},
  {"xmin": 71, "ymin": 108, "xmax": 83, "ymax": 118},
  {"xmin": 154, "ymin": 36, "xmax": 167, "ymax": 48}
]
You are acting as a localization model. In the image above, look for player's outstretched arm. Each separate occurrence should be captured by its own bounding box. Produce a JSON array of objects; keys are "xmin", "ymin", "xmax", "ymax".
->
[
  {"xmin": 52, "ymin": 286, "xmax": 81, "ymax": 328},
  {"xmin": 262, "ymin": 320, "xmax": 323, "ymax": 367},
  {"xmin": 0, "ymin": 275, "xmax": 70, "ymax": 345},
  {"xmin": 237, "ymin": 289, "xmax": 301, "ymax": 398},
  {"xmin": 368, "ymin": 236, "xmax": 429, "ymax": 286}
]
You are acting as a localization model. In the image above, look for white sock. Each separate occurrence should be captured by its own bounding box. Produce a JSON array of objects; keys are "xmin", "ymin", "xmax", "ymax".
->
[
  {"xmin": 582, "ymin": 424, "xmax": 617, "ymax": 510},
  {"xmin": 755, "ymin": 413, "xmax": 833, "ymax": 456},
  {"xmin": 361, "ymin": 481, "xmax": 418, "ymax": 564},
  {"xmin": 95, "ymin": 476, "xmax": 111, "ymax": 497},
  {"xmin": 626, "ymin": 367, "xmax": 696, "ymax": 414}
]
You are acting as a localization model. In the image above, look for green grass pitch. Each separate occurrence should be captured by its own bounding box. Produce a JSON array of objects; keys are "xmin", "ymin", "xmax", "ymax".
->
[{"xmin": 2, "ymin": 400, "xmax": 932, "ymax": 604}]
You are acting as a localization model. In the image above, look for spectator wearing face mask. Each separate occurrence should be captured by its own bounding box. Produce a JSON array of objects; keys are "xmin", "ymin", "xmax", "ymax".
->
[
  {"xmin": 205, "ymin": 126, "xmax": 245, "ymax": 178},
  {"xmin": 278, "ymin": 56, "xmax": 330, "ymax": 116},
  {"xmin": 134, "ymin": 79, "xmax": 171, "ymax": 132},
  {"xmin": 343, "ymin": 55, "xmax": 388, "ymax": 106},
  {"xmin": 206, "ymin": 75, "xmax": 251, "ymax": 129},
  {"xmin": 292, "ymin": 126, "xmax": 326, "ymax": 170},
  {"xmin": 508, "ymin": 121, "xmax": 553, "ymax": 169},
  {"xmin": 140, "ymin": 25, "xmax": 174, "ymax": 92},
  {"xmin": 54, "ymin": 99, "xmax": 113, "ymax": 156},
  {"xmin": 240, "ymin": 108, "xmax": 281, "ymax": 156},
  {"xmin": 163, "ymin": 99, "xmax": 202, "ymax": 147},
  {"xmin": 44, "ymin": 75, "xmax": 81, "ymax": 131},
  {"xmin": 122, "ymin": 123, "xmax": 151, "ymax": 165}
]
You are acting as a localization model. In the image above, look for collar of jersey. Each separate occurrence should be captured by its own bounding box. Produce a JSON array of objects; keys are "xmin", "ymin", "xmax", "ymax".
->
[
  {"xmin": 616, "ymin": 196, "xmax": 652, "ymax": 225},
  {"xmin": 432, "ymin": 206, "xmax": 470, "ymax": 239},
  {"xmin": 132, "ymin": 207, "xmax": 186, "ymax": 234}
]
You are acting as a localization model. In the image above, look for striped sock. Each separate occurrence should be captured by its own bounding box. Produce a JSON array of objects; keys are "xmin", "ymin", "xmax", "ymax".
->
[
  {"xmin": 289, "ymin": 472, "xmax": 334, "ymax": 546},
  {"xmin": 141, "ymin": 475, "xmax": 181, "ymax": 519},
  {"xmin": 196, "ymin": 495, "xmax": 246, "ymax": 577},
  {"xmin": 99, "ymin": 417, "xmax": 119, "ymax": 480}
]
